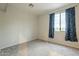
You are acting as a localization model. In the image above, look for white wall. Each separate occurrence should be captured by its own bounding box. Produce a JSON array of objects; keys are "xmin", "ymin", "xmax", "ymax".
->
[
  {"xmin": 0, "ymin": 3, "xmax": 79, "ymax": 49},
  {"xmin": 38, "ymin": 4, "xmax": 79, "ymax": 49},
  {"xmin": 0, "ymin": 5, "xmax": 38, "ymax": 49}
]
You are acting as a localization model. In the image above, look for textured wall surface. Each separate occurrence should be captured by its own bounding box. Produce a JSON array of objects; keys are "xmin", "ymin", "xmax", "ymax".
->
[{"xmin": 0, "ymin": 5, "xmax": 38, "ymax": 49}]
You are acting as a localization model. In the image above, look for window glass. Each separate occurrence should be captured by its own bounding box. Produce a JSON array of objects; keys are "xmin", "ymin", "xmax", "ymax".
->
[
  {"xmin": 54, "ymin": 13, "xmax": 60, "ymax": 31},
  {"xmin": 54, "ymin": 11, "xmax": 66, "ymax": 31},
  {"xmin": 61, "ymin": 12, "xmax": 66, "ymax": 31}
]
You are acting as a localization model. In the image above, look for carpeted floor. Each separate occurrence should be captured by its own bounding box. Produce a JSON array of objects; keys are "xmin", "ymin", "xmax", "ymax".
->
[{"xmin": 0, "ymin": 39, "xmax": 79, "ymax": 56}]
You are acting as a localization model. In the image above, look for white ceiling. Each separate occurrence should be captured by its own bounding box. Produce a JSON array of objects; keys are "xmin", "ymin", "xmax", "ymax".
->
[{"xmin": 0, "ymin": 3, "xmax": 71, "ymax": 15}]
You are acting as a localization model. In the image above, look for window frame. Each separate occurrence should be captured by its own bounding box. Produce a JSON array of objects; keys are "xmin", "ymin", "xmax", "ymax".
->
[{"xmin": 54, "ymin": 10, "xmax": 66, "ymax": 32}]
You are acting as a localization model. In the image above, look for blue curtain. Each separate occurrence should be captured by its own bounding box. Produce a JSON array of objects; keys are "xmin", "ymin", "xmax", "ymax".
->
[
  {"xmin": 65, "ymin": 7, "xmax": 78, "ymax": 42},
  {"xmin": 49, "ymin": 13, "xmax": 55, "ymax": 38}
]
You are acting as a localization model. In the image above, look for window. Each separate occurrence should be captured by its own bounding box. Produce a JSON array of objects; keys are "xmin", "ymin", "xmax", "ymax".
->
[{"xmin": 54, "ymin": 11, "xmax": 66, "ymax": 31}]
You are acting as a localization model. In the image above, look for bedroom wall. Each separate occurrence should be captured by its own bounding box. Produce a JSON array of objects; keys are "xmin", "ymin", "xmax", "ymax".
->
[
  {"xmin": 0, "ymin": 5, "xmax": 38, "ymax": 49},
  {"xmin": 38, "ymin": 4, "xmax": 79, "ymax": 48}
]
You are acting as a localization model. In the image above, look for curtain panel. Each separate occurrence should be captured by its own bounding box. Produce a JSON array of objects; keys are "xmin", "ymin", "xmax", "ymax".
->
[
  {"xmin": 65, "ymin": 7, "xmax": 78, "ymax": 42},
  {"xmin": 49, "ymin": 13, "xmax": 55, "ymax": 38}
]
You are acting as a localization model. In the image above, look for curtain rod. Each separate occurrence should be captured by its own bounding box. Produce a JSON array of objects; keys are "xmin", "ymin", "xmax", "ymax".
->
[{"xmin": 48, "ymin": 4, "xmax": 78, "ymax": 14}]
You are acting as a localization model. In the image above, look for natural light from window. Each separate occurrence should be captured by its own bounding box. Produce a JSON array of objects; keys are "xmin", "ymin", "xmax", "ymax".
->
[{"xmin": 54, "ymin": 11, "xmax": 66, "ymax": 31}]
